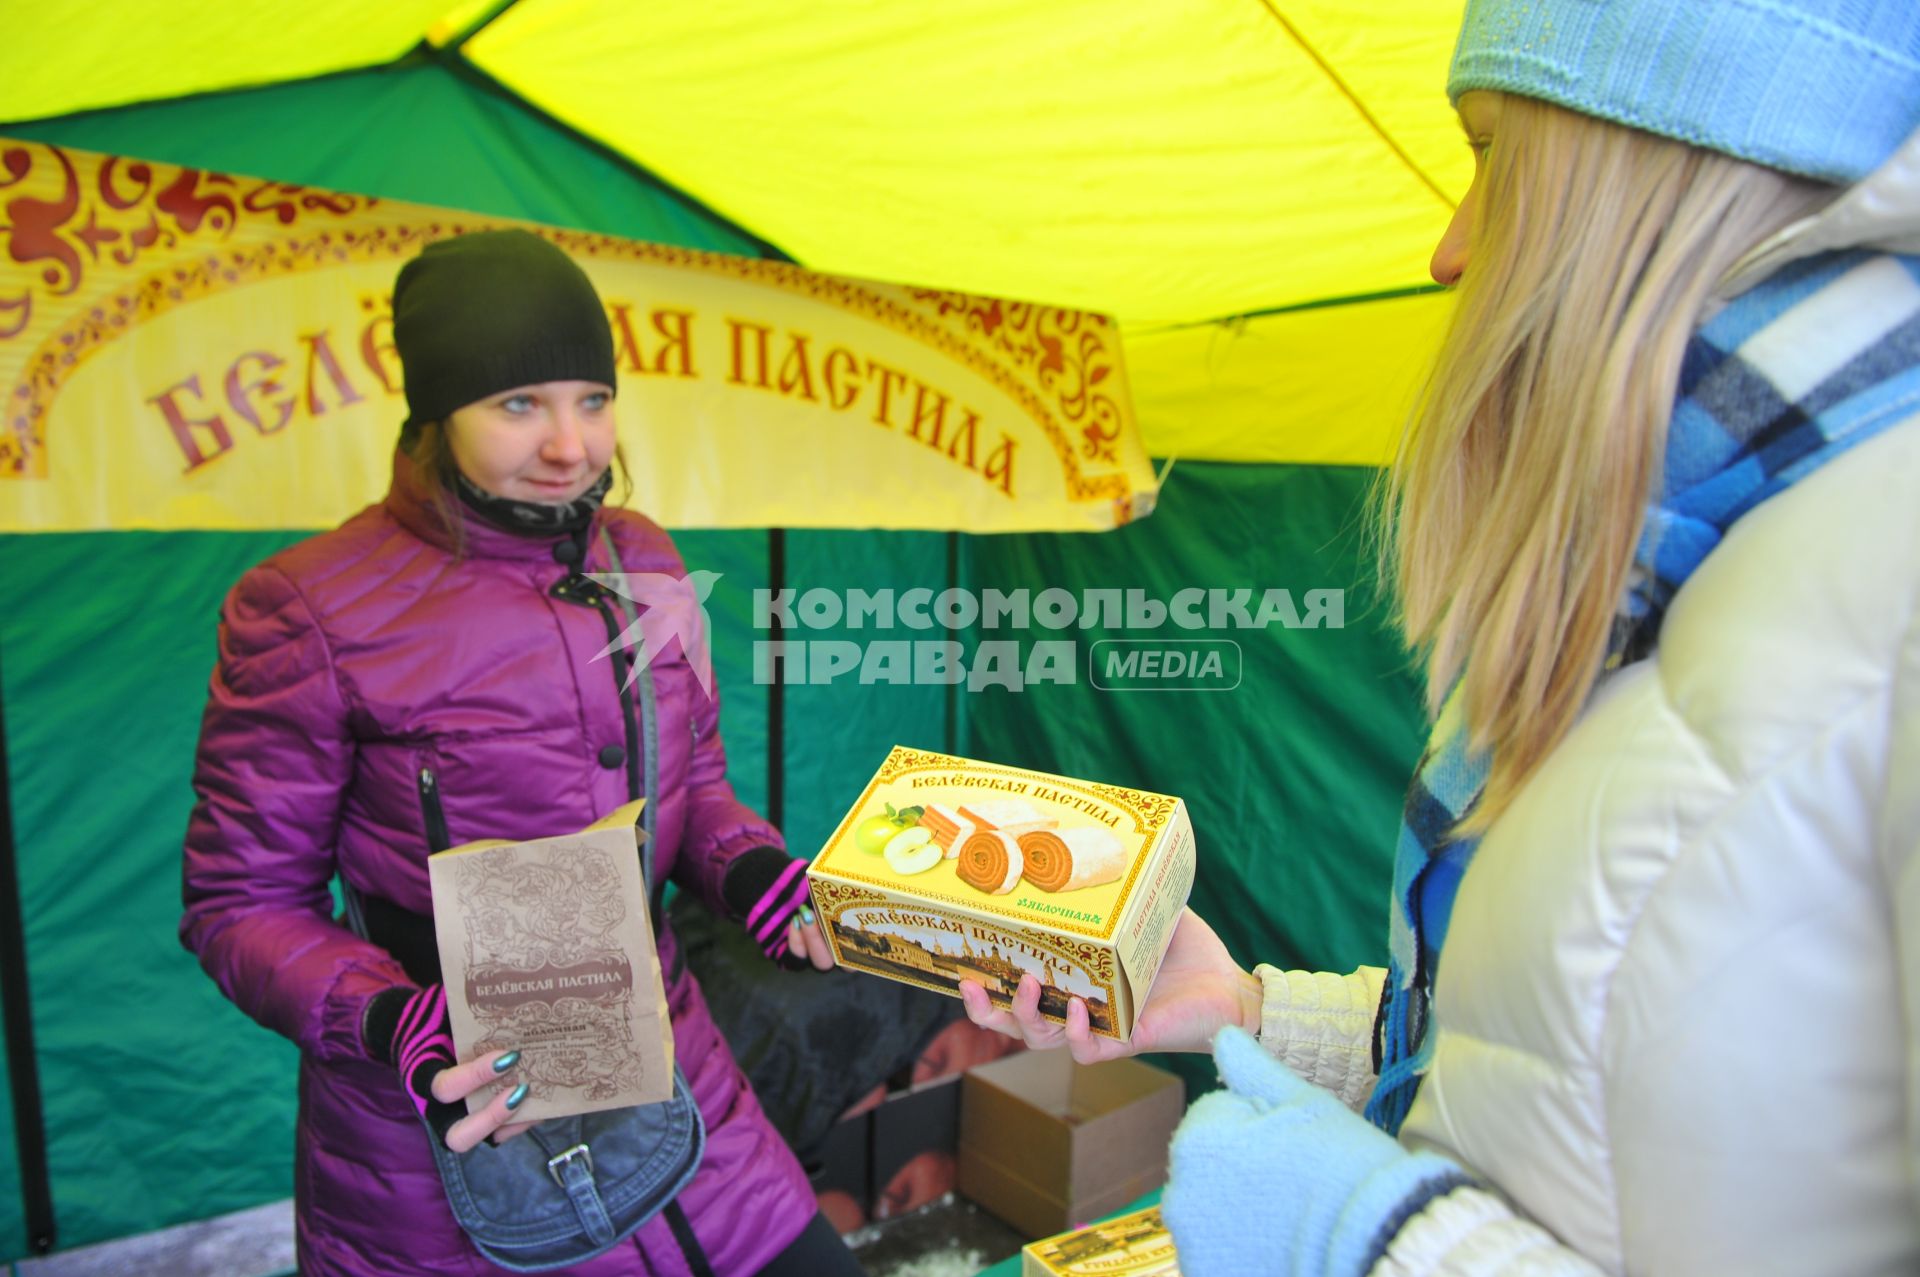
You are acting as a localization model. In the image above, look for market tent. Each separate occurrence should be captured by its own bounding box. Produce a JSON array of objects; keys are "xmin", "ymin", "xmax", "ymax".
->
[
  {"xmin": 0, "ymin": 2, "xmax": 1463, "ymax": 1260},
  {"xmin": 1, "ymin": 0, "xmax": 1465, "ymax": 464}
]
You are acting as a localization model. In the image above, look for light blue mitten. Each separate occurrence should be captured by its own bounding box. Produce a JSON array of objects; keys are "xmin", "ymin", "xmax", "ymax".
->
[{"xmin": 1162, "ymin": 1028, "xmax": 1469, "ymax": 1277}]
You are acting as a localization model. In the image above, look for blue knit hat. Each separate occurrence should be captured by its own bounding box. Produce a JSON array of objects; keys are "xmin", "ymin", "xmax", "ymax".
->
[{"xmin": 1448, "ymin": 0, "xmax": 1920, "ymax": 183}]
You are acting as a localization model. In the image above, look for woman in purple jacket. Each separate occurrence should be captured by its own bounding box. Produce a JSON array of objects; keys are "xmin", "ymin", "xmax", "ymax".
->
[{"xmin": 180, "ymin": 230, "xmax": 864, "ymax": 1276}]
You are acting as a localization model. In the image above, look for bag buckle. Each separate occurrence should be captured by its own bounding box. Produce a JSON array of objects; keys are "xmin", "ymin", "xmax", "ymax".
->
[{"xmin": 546, "ymin": 1143, "xmax": 594, "ymax": 1188}]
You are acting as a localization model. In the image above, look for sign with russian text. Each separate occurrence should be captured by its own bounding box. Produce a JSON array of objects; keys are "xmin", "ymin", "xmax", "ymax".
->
[{"xmin": 0, "ymin": 138, "xmax": 1158, "ymax": 533}]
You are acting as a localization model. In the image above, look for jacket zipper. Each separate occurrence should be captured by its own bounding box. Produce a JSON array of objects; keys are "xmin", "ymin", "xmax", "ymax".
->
[
  {"xmin": 586, "ymin": 593, "xmax": 643, "ymax": 806},
  {"xmin": 552, "ymin": 564, "xmax": 679, "ymax": 952},
  {"xmin": 548, "ymin": 573, "xmax": 644, "ymax": 805},
  {"xmin": 585, "ymin": 590, "xmax": 676, "ymax": 941},
  {"xmin": 418, "ymin": 767, "xmax": 451, "ymax": 854}
]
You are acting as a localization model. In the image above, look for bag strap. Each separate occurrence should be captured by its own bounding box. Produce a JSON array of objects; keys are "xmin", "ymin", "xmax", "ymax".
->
[
  {"xmin": 585, "ymin": 532, "xmax": 714, "ymax": 1271},
  {"xmin": 598, "ymin": 529, "xmax": 665, "ymax": 925}
]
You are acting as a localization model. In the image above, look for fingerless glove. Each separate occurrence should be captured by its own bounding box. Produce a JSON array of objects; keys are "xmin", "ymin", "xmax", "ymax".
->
[
  {"xmin": 720, "ymin": 846, "xmax": 815, "ymax": 969},
  {"xmin": 363, "ymin": 984, "xmax": 464, "ymax": 1146}
]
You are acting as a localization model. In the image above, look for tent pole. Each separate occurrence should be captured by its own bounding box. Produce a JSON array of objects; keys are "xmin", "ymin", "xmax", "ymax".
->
[
  {"xmin": 766, "ymin": 528, "xmax": 785, "ymax": 833},
  {"xmin": 944, "ymin": 531, "xmax": 959, "ymax": 757},
  {"xmin": 0, "ymin": 641, "xmax": 55, "ymax": 1255}
]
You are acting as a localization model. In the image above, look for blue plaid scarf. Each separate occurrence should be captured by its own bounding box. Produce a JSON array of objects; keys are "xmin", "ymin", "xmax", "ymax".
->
[{"xmin": 1366, "ymin": 250, "xmax": 1920, "ymax": 1134}]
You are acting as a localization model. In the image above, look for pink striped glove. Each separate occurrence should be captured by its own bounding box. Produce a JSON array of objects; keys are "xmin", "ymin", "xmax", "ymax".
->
[
  {"xmin": 363, "ymin": 984, "xmax": 464, "ymax": 1144},
  {"xmin": 721, "ymin": 847, "xmax": 816, "ymax": 969}
]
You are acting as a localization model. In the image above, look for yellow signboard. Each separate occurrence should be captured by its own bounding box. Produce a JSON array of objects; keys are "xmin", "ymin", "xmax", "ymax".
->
[{"xmin": 0, "ymin": 138, "xmax": 1158, "ymax": 533}]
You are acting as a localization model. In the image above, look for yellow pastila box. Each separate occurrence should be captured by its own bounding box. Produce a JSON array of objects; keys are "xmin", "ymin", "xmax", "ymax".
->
[
  {"xmin": 1023, "ymin": 1205, "xmax": 1180, "ymax": 1277},
  {"xmin": 808, "ymin": 746, "xmax": 1195, "ymax": 1041}
]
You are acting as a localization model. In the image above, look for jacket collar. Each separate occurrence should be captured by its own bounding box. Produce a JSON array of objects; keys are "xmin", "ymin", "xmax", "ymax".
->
[
  {"xmin": 384, "ymin": 448, "xmax": 599, "ymax": 563},
  {"xmin": 1717, "ymin": 124, "xmax": 1920, "ymax": 299}
]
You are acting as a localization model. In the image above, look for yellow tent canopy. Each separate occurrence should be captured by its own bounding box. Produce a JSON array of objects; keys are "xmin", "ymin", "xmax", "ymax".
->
[{"xmin": 3, "ymin": 0, "xmax": 1467, "ymax": 465}]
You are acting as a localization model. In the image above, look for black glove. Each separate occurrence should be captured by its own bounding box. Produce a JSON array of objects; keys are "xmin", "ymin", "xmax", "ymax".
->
[
  {"xmin": 363, "ymin": 984, "xmax": 466, "ymax": 1147},
  {"xmin": 721, "ymin": 846, "xmax": 816, "ymax": 970}
]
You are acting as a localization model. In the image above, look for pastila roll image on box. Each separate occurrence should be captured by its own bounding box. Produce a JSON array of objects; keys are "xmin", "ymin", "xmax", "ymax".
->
[{"xmin": 808, "ymin": 747, "xmax": 1195, "ymax": 1040}]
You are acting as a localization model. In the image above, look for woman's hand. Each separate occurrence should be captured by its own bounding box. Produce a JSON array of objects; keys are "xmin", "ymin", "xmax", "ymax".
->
[
  {"xmin": 958, "ymin": 908, "xmax": 1260, "ymax": 1064},
  {"xmin": 429, "ymin": 1048, "xmax": 535, "ymax": 1154},
  {"xmin": 724, "ymin": 848, "xmax": 834, "ymax": 970},
  {"xmin": 370, "ymin": 984, "xmax": 536, "ymax": 1152},
  {"xmin": 787, "ymin": 906, "xmax": 836, "ymax": 970},
  {"xmin": 1163, "ymin": 1028, "xmax": 1468, "ymax": 1275}
]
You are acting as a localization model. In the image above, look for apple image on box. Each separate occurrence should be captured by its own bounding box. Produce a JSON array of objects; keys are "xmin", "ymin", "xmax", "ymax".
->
[{"xmin": 853, "ymin": 803, "xmax": 925, "ymax": 856}]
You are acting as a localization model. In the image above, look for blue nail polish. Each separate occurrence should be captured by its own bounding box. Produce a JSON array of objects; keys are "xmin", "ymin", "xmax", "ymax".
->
[
  {"xmin": 798, "ymin": 904, "xmax": 816, "ymax": 927},
  {"xmin": 505, "ymin": 1083, "xmax": 529, "ymax": 1111},
  {"xmin": 492, "ymin": 1050, "xmax": 521, "ymax": 1074}
]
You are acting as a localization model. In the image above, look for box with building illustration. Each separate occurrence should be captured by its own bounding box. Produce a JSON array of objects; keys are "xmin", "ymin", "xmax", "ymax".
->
[
  {"xmin": 1022, "ymin": 1204, "xmax": 1180, "ymax": 1276},
  {"xmin": 806, "ymin": 747, "xmax": 1195, "ymax": 1040}
]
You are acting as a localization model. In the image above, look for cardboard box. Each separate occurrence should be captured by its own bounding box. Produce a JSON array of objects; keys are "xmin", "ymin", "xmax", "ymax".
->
[
  {"xmin": 869, "ymin": 1076, "xmax": 962, "ymax": 1220},
  {"xmin": 958, "ymin": 1050, "xmax": 1184, "ymax": 1240},
  {"xmin": 808, "ymin": 747, "xmax": 1195, "ymax": 1041},
  {"xmin": 809, "ymin": 1019, "xmax": 1026, "ymax": 1232},
  {"xmin": 1023, "ymin": 1204, "xmax": 1180, "ymax": 1276},
  {"xmin": 811, "ymin": 1075, "xmax": 965, "ymax": 1230}
]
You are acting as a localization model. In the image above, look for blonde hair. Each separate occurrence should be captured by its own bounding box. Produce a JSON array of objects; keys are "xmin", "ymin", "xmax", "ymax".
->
[
  {"xmin": 404, "ymin": 420, "xmax": 471, "ymax": 555},
  {"xmin": 1382, "ymin": 94, "xmax": 1832, "ymax": 832}
]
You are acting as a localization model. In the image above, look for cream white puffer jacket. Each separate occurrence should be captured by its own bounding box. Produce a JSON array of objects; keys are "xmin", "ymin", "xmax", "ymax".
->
[{"xmin": 1256, "ymin": 131, "xmax": 1920, "ymax": 1276}]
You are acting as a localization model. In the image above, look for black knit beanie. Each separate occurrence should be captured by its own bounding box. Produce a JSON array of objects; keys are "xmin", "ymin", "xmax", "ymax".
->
[{"xmin": 392, "ymin": 229, "xmax": 617, "ymax": 434}]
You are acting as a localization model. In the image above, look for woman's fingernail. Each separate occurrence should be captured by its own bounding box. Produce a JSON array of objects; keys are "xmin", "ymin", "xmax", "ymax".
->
[
  {"xmin": 505, "ymin": 1083, "xmax": 529, "ymax": 1111},
  {"xmin": 798, "ymin": 904, "xmax": 815, "ymax": 927},
  {"xmin": 492, "ymin": 1050, "xmax": 521, "ymax": 1074}
]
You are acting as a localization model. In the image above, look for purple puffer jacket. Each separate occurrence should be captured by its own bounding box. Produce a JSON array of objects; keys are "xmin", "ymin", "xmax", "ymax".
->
[{"xmin": 180, "ymin": 452, "xmax": 815, "ymax": 1276}]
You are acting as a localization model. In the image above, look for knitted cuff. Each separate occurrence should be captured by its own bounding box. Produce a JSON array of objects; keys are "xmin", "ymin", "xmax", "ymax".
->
[
  {"xmin": 1255, "ymin": 965, "xmax": 1387, "ymax": 1113},
  {"xmin": 362, "ymin": 985, "xmax": 466, "ymax": 1148},
  {"xmin": 721, "ymin": 846, "xmax": 814, "ymax": 967},
  {"xmin": 361, "ymin": 986, "xmax": 417, "ymax": 1065},
  {"xmin": 1339, "ymin": 1154, "xmax": 1475, "ymax": 1276}
]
